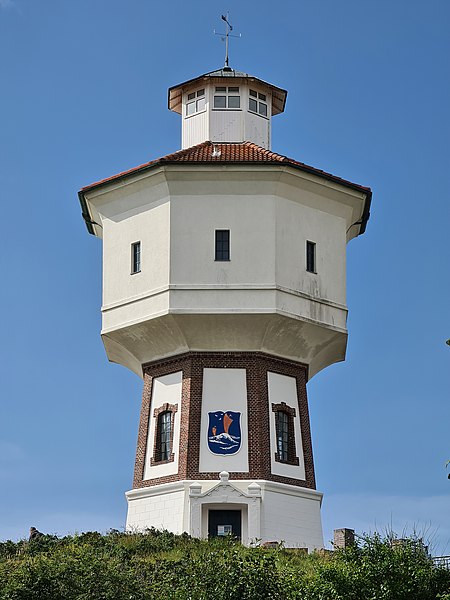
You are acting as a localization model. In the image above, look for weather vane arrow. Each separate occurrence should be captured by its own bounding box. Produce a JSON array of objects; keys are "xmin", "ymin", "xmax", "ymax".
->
[{"xmin": 214, "ymin": 13, "xmax": 241, "ymax": 70}]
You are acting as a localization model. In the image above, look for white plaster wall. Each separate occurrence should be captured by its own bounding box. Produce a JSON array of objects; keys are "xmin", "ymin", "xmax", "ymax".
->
[
  {"xmin": 143, "ymin": 371, "xmax": 182, "ymax": 480},
  {"xmin": 199, "ymin": 368, "xmax": 249, "ymax": 473},
  {"xmin": 170, "ymin": 193, "xmax": 276, "ymax": 287},
  {"xmin": 275, "ymin": 195, "xmax": 347, "ymax": 306},
  {"xmin": 126, "ymin": 489, "xmax": 185, "ymax": 533},
  {"xmin": 260, "ymin": 486, "xmax": 323, "ymax": 549},
  {"xmin": 267, "ymin": 372, "xmax": 306, "ymax": 480},
  {"xmin": 100, "ymin": 182, "xmax": 170, "ymax": 309}
]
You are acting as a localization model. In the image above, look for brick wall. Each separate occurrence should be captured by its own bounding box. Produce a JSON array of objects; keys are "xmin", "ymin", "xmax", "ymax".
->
[{"xmin": 132, "ymin": 352, "xmax": 316, "ymax": 490}]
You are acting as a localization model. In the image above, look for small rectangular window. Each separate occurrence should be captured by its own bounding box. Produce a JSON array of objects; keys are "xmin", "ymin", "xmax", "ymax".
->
[
  {"xmin": 197, "ymin": 88, "xmax": 205, "ymax": 97},
  {"xmin": 131, "ymin": 241, "xmax": 141, "ymax": 274},
  {"xmin": 215, "ymin": 86, "xmax": 226, "ymax": 92},
  {"xmin": 259, "ymin": 103, "xmax": 267, "ymax": 116},
  {"xmin": 214, "ymin": 95, "xmax": 226, "ymax": 108},
  {"xmin": 187, "ymin": 92, "xmax": 195, "ymax": 100},
  {"xmin": 306, "ymin": 241, "xmax": 316, "ymax": 273},
  {"xmin": 249, "ymin": 97, "xmax": 257, "ymax": 112},
  {"xmin": 228, "ymin": 86, "xmax": 239, "ymax": 93},
  {"xmin": 249, "ymin": 89, "xmax": 257, "ymax": 97},
  {"xmin": 228, "ymin": 95, "xmax": 240, "ymax": 108},
  {"xmin": 215, "ymin": 230, "xmax": 230, "ymax": 261}
]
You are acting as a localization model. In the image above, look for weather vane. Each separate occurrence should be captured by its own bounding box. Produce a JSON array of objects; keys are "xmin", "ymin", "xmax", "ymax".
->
[{"xmin": 214, "ymin": 13, "xmax": 241, "ymax": 71}]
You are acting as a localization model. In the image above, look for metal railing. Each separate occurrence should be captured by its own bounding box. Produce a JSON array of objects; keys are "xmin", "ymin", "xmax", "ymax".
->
[{"xmin": 433, "ymin": 556, "xmax": 450, "ymax": 569}]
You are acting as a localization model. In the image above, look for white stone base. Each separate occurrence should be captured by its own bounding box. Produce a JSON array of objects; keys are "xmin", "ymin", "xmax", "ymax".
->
[{"xmin": 125, "ymin": 474, "xmax": 323, "ymax": 551}]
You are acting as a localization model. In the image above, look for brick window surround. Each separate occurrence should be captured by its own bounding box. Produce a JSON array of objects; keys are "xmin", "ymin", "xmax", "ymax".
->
[
  {"xmin": 133, "ymin": 352, "xmax": 316, "ymax": 491},
  {"xmin": 149, "ymin": 403, "xmax": 178, "ymax": 466},
  {"xmin": 272, "ymin": 402, "xmax": 300, "ymax": 466}
]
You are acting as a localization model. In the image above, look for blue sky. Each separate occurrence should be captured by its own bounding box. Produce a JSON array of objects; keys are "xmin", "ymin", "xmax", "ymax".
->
[{"xmin": 1, "ymin": 0, "xmax": 449, "ymax": 553}]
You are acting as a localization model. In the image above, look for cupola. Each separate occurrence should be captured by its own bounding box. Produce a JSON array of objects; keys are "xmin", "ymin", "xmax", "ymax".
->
[{"xmin": 168, "ymin": 68, "xmax": 287, "ymax": 150}]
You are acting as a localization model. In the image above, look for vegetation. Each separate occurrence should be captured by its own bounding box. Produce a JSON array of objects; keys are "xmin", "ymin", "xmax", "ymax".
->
[{"xmin": 0, "ymin": 529, "xmax": 449, "ymax": 599}]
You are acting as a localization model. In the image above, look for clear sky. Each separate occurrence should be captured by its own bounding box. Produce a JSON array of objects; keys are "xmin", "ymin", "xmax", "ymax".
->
[{"xmin": 1, "ymin": 0, "xmax": 449, "ymax": 553}]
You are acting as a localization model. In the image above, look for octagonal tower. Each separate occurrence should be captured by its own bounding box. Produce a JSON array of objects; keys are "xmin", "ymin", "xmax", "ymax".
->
[{"xmin": 79, "ymin": 66, "xmax": 371, "ymax": 550}]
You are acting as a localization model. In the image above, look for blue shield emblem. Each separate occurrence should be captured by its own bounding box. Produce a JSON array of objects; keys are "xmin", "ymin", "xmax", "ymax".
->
[{"xmin": 208, "ymin": 411, "xmax": 241, "ymax": 455}]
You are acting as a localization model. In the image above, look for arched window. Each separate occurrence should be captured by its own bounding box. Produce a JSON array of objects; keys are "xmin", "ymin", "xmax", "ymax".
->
[
  {"xmin": 151, "ymin": 403, "xmax": 178, "ymax": 465},
  {"xmin": 272, "ymin": 402, "xmax": 300, "ymax": 466}
]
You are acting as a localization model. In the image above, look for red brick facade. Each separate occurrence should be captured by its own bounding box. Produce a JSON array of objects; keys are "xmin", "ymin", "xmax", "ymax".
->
[{"xmin": 132, "ymin": 352, "xmax": 316, "ymax": 490}]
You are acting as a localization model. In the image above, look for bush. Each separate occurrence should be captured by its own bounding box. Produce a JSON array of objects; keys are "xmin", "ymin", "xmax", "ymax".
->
[{"xmin": 0, "ymin": 530, "xmax": 449, "ymax": 599}]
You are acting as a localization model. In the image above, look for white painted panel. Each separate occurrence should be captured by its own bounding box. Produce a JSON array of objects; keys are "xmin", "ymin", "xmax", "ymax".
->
[
  {"xmin": 210, "ymin": 110, "xmax": 244, "ymax": 143},
  {"xmin": 126, "ymin": 489, "xmax": 185, "ymax": 533},
  {"xmin": 244, "ymin": 111, "xmax": 270, "ymax": 149},
  {"xmin": 182, "ymin": 110, "xmax": 209, "ymax": 149},
  {"xmin": 143, "ymin": 371, "xmax": 182, "ymax": 480},
  {"xmin": 267, "ymin": 372, "xmax": 306, "ymax": 480},
  {"xmin": 260, "ymin": 487, "xmax": 323, "ymax": 549},
  {"xmin": 199, "ymin": 368, "xmax": 249, "ymax": 473}
]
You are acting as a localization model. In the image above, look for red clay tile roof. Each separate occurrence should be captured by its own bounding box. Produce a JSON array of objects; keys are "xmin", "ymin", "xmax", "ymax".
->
[
  {"xmin": 79, "ymin": 141, "xmax": 372, "ymax": 234},
  {"xmin": 81, "ymin": 141, "xmax": 370, "ymax": 192}
]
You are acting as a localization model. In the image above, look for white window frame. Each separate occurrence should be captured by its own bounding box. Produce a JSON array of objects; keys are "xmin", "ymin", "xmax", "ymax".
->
[
  {"xmin": 131, "ymin": 241, "xmax": 141, "ymax": 274},
  {"xmin": 248, "ymin": 89, "xmax": 269, "ymax": 118},
  {"xmin": 185, "ymin": 88, "xmax": 206, "ymax": 117},
  {"xmin": 213, "ymin": 86, "xmax": 241, "ymax": 110}
]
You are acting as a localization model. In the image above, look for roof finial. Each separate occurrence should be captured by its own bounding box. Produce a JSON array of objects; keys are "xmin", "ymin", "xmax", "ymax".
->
[{"xmin": 214, "ymin": 13, "xmax": 241, "ymax": 71}]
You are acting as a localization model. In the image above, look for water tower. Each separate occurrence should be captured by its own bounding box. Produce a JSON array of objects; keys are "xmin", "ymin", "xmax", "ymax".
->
[{"xmin": 78, "ymin": 59, "xmax": 371, "ymax": 549}]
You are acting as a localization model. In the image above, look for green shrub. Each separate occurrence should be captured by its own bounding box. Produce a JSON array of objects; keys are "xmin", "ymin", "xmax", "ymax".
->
[{"xmin": 0, "ymin": 530, "xmax": 449, "ymax": 599}]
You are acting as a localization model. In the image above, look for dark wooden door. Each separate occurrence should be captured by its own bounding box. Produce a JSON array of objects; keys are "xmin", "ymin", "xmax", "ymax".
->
[{"xmin": 208, "ymin": 509, "xmax": 241, "ymax": 539}]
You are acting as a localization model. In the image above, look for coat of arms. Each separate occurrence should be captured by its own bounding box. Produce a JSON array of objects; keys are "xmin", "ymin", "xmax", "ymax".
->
[{"xmin": 207, "ymin": 411, "xmax": 241, "ymax": 455}]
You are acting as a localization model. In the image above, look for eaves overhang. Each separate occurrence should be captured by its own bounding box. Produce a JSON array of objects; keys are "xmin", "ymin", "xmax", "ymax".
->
[
  {"xmin": 168, "ymin": 67, "xmax": 288, "ymax": 116},
  {"xmin": 78, "ymin": 142, "xmax": 371, "ymax": 237}
]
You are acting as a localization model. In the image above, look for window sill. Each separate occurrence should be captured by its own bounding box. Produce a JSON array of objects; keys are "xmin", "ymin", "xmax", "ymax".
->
[
  {"xmin": 150, "ymin": 453, "xmax": 175, "ymax": 466},
  {"xmin": 184, "ymin": 109, "xmax": 207, "ymax": 119},
  {"xmin": 274, "ymin": 454, "xmax": 300, "ymax": 466},
  {"xmin": 248, "ymin": 110, "xmax": 269, "ymax": 120}
]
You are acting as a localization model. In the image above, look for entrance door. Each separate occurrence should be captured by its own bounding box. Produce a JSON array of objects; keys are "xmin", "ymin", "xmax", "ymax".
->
[{"xmin": 208, "ymin": 510, "xmax": 241, "ymax": 539}]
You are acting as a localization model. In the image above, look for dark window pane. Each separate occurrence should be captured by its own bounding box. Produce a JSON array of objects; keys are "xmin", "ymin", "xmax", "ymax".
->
[
  {"xmin": 197, "ymin": 88, "xmax": 205, "ymax": 97},
  {"xmin": 215, "ymin": 86, "xmax": 226, "ymax": 92},
  {"xmin": 187, "ymin": 92, "xmax": 195, "ymax": 100},
  {"xmin": 228, "ymin": 86, "xmax": 239, "ymax": 92},
  {"xmin": 158, "ymin": 411, "xmax": 172, "ymax": 461},
  {"xmin": 306, "ymin": 241, "xmax": 316, "ymax": 273},
  {"xmin": 214, "ymin": 96, "xmax": 226, "ymax": 108},
  {"xmin": 228, "ymin": 96, "xmax": 240, "ymax": 108},
  {"xmin": 249, "ymin": 98, "xmax": 257, "ymax": 112},
  {"xmin": 249, "ymin": 89, "xmax": 257, "ymax": 97},
  {"xmin": 215, "ymin": 230, "xmax": 230, "ymax": 261},
  {"xmin": 276, "ymin": 411, "xmax": 289, "ymax": 462},
  {"xmin": 258, "ymin": 92, "xmax": 266, "ymax": 101},
  {"xmin": 259, "ymin": 102, "xmax": 267, "ymax": 116},
  {"xmin": 132, "ymin": 242, "xmax": 141, "ymax": 273}
]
